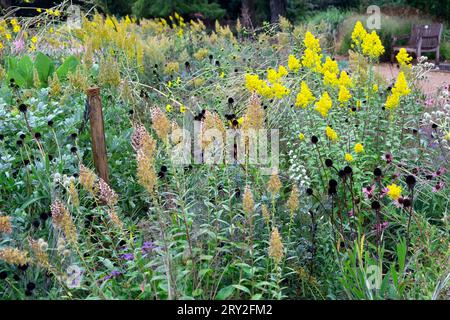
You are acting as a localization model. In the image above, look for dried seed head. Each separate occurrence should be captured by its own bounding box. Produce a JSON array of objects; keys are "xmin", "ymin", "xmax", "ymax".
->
[
  {"xmin": 287, "ymin": 184, "xmax": 299, "ymax": 213},
  {"xmin": 0, "ymin": 216, "xmax": 12, "ymax": 234},
  {"xmin": 0, "ymin": 247, "xmax": 29, "ymax": 266},
  {"xmin": 242, "ymin": 94, "xmax": 265, "ymax": 131},
  {"xmin": 261, "ymin": 204, "xmax": 270, "ymax": 225},
  {"xmin": 201, "ymin": 111, "xmax": 226, "ymax": 150},
  {"xmin": 136, "ymin": 149, "xmax": 158, "ymax": 194},
  {"xmin": 269, "ymin": 227, "xmax": 284, "ymax": 265},
  {"xmin": 79, "ymin": 163, "xmax": 97, "ymax": 194},
  {"xmin": 151, "ymin": 108, "xmax": 171, "ymax": 143},
  {"xmin": 98, "ymin": 178, "xmax": 118, "ymax": 207},
  {"xmin": 243, "ymin": 185, "xmax": 255, "ymax": 214},
  {"xmin": 50, "ymin": 200, "xmax": 77, "ymax": 245},
  {"xmin": 29, "ymin": 238, "xmax": 50, "ymax": 269},
  {"xmin": 68, "ymin": 180, "xmax": 79, "ymax": 207},
  {"xmin": 267, "ymin": 172, "xmax": 282, "ymax": 196},
  {"xmin": 108, "ymin": 207, "xmax": 123, "ymax": 229}
]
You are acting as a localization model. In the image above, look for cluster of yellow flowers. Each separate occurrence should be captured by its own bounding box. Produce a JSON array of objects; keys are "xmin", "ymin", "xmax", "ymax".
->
[
  {"xmin": 385, "ymin": 71, "xmax": 411, "ymax": 110},
  {"xmin": 387, "ymin": 183, "xmax": 402, "ymax": 200},
  {"xmin": 244, "ymin": 66, "xmax": 290, "ymax": 99},
  {"xmin": 344, "ymin": 143, "xmax": 364, "ymax": 162},
  {"xmin": 301, "ymin": 31, "xmax": 323, "ymax": 72},
  {"xmin": 396, "ymin": 48, "xmax": 412, "ymax": 68},
  {"xmin": 351, "ymin": 21, "xmax": 385, "ymax": 59},
  {"xmin": 0, "ymin": 19, "xmax": 19, "ymax": 49},
  {"xmin": 288, "ymin": 54, "xmax": 301, "ymax": 72},
  {"xmin": 325, "ymin": 126, "xmax": 339, "ymax": 141},
  {"xmin": 315, "ymin": 92, "xmax": 333, "ymax": 117},
  {"xmin": 295, "ymin": 81, "xmax": 315, "ymax": 108}
]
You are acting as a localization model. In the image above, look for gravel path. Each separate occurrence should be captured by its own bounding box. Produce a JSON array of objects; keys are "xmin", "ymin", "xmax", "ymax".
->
[{"xmin": 375, "ymin": 63, "xmax": 449, "ymax": 96}]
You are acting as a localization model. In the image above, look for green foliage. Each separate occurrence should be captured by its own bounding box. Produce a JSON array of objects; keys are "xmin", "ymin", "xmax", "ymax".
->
[
  {"xmin": 3, "ymin": 53, "xmax": 78, "ymax": 88},
  {"xmin": 132, "ymin": 0, "xmax": 226, "ymax": 19}
]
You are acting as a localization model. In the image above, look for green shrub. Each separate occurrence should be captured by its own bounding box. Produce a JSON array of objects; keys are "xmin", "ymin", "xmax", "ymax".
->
[{"xmin": 440, "ymin": 41, "xmax": 450, "ymax": 62}]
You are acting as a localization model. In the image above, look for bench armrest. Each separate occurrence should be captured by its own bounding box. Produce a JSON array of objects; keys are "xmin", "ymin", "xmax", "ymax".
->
[{"xmin": 392, "ymin": 34, "xmax": 409, "ymax": 45}]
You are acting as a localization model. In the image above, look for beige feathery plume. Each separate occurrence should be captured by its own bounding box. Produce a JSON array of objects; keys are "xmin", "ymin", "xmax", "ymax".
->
[
  {"xmin": 151, "ymin": 108, "xmax": 171, "ymax": 143},
  {"xmin": 0, "ymin": 216, "xmax": 12, "ymax": 234},
  {"xmin": 287, "ymin": 184, "xmax": 299, "ymax": 214},
  {"xmin": 29, "ymin": 238, "xmax": 50, "ymax": 269},
  {"xmin": 261, "ymin": 204, "xmax": 270, "ymax": 225},
  {"xmin": 201, "ymin": 110, "xmax": 226, "ymax": 150},
  {"xmin": 69, "ymin": 180, "xmax": 79, "ymax": 207},
  {"xmin": 136, "ymin": 149, "xmax": 158, "ymax": 194},
  {"xmin": 98, "ymin": 178, "xmax": 118, "ymax": 207},
  {"xmin": 79, "ymin": 163, "xmax": 97, "ymax": 194},
  {"xmin": 131, "ymin": 124, "xmax": 157, "ymax": 159},
  {"xmin": 269, "ymin": 227, "xmax": 284, "ymax": 265},
  {"xmin": 267, "ymin": 172, "xmax": 282, "ymax": 196},
  {"xmin": 0, "ymin": 247, "xmax": 29, "ymax": 266},
  {"xmin": 242, "ymin": 94, "xmax": 265, "ymax": 131},
  {"xmin": 243, "ymin": 185, "xmax": 255, "ymax": 214},
  {"xmin": 50, "ymin": 200, "xmax": 77, "ymax": 245}
]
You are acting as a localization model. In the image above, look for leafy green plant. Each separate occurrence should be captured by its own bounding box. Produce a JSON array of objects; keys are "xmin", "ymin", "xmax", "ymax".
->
[{"xmin": 4, "ymin": 53, "xmax": 79, "ymax": 88}]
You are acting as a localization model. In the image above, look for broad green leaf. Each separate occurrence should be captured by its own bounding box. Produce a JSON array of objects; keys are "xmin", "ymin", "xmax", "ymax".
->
[
  {"xmin": 17, "ymin": 55, "xmax": 34, "ymax": 88},
  {"xmin": 215, "ymin": 285, "xmax": 234, "ymax": 300},
  {"xmin": 232, "ymin": 284, "xmax": 251, "ymax": 294},
  {"xmin": 34, "ymin": 52, "xmax": 55, "ymax": 86},
  {"xmin": 56, "ymin": 55, "xmax": 79, "ymax": 80}
]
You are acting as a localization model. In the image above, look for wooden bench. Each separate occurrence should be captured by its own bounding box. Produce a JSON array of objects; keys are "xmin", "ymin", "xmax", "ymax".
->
[{"xmin": 392, "ymin": 23, "xmax": 443, "ymax": 65}]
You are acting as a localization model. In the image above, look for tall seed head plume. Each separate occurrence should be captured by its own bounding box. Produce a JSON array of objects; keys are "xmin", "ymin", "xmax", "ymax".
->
[
  {"xmin": 50, "ymin": 200, "xmax": 77, "ymax": 245},
  {"xmin": 261, "ymin": 204, "xmax": 270, "ymax": 225},
  {"xmin": 201, "ymin": 111, "xmax": 226, "ymax": 150},
  {"xmin": 151, "ymin": 108, "xmax": 171, "ymax": 143},
  {"xmin": 0, "ymin": 247, "xmax": 29, "ymax": 266},
  {"xmin": 269, "ymin": 227, "xmax": 284, "ymax": 265},
  {"xmin": 98, "ymin": 178, "xmax": 118, "ymax": 206},
  {"xmin": 267, "ymin": 172, "xmax": 282, "ymax": 196},
  {"xmin": 242, "ymin": 94, "xmax": 265, "ymax": 131},
  {"xmin": 136, "ymin": 149, "xmax": 158, "ymax": 194},
  {"xmin": 287, "ymin": 184, "xmax": 299, "ymax": 213},
  {"xmin": 0, "ymin": 215, "xmax": 12, "ymax": 234},
  {"xmin": 29, "ymin": 238, "xmax": 50, "ymax": 269},
  {"xmin": 79, "ymin": 163, "xmax": 98, "ymax": 194},
  {"xmin": 243, "ymin": 185, "xmax": 255, "ymax": 214},
  {"xmin": 69, "ymin": 180, "xmax": 79, "ymax": 207},
  {"xmin": 108, "ymin": 207, "xmax": 123, "ymax": 229}
]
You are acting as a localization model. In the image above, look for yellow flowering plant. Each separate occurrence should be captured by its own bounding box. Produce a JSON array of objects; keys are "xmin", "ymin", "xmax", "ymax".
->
[{"xmin": 0, "ymin": 8, "xmax": 446, "ymax": 302}]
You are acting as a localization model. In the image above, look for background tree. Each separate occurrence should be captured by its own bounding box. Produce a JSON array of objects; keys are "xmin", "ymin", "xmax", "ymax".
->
[
  {"xmin": 132, "ymin": 0, "xmax": 225, "ymax": 20},
  {"xmin": 269, "ymin": 0, "xmax": 286, "ymax": 22}
]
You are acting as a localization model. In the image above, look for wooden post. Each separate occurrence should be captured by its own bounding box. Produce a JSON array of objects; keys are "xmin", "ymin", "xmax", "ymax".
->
[{"xmin": 87, "ymin": 87, "xmax": 109, "ymax": 183}]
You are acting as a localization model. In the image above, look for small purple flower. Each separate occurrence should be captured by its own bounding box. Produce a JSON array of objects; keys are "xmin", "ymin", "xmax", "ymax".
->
[
  {"xmin": 347, "ymin": 209, "xmax": 354, "ymax": 217},
  {"xmin": 141, "ymin": 241, "xmax": 156, "ymax": 255},
  {"xmin": 101, "ymin": 270, "xmax": 122, "ymax": 282},
  {"xmin": 120, "ymin": 253, "xmax": 135, "ymax": 261}
]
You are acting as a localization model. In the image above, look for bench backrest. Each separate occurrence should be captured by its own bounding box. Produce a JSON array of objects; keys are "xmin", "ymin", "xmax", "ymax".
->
[{"xmin": 409, "ymin": 24, "xmax": 443, "ymax": 49}]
